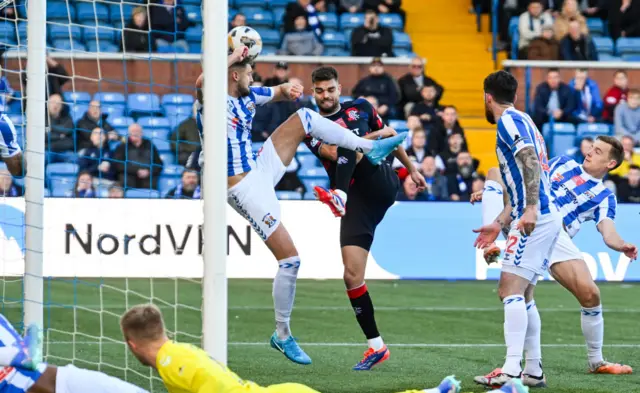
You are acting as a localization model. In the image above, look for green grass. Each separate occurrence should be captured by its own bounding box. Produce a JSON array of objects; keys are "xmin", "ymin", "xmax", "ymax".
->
[{"xmin": 4, "ymin": 279, "xmax": 640, "ymax": 392}]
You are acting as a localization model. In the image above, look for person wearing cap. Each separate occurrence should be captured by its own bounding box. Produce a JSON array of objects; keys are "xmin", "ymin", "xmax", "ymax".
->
[
  {"xmin": 527, "ymin": 24, "xmax": 560, "ymax": 60},
  {"xmin": 264, "ymin": 62, "xmax": 290, "ymax": 87},
  {"xmin": 352, "ymin": 57, "xmax": 399, "ymax": 121},
  {"xmin": 517, "ymin": 0, "xmax": 553, "ymax": 58},
  {"xmin": 350, "ymin": 9, "xmax": 394, "ymax": 57}
]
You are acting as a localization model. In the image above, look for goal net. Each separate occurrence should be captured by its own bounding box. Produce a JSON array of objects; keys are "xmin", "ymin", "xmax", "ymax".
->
[{"xmin": 0, "ymin": 0, "xmax": 226, "ymax": 391}]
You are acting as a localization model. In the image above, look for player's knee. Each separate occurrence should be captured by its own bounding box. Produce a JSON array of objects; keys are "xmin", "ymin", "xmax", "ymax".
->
[
  {"xmin": 343, "ymin": 267, "xmax": 364, "ymax": 288},
  {"xmin": 578, "ymin": 282, "xmax": 601, "ymax": 308},
  {"xmin": 487, "ymin": 167, "xmax": 500, "ymax": 182},
  {"xmin": 524, "ymin": 286, "xmax": 535, "ymax": 303}
]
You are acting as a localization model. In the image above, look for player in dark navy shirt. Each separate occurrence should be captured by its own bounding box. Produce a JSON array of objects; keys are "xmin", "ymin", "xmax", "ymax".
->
[{"xmin": 305, "ymin": 66, "xmax": 426, "ymax": 371}]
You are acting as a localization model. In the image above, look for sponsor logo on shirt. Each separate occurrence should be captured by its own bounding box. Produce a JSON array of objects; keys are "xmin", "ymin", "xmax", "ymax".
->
[
  {"xmin": 345, "ymin": 108, "xmax": 360, "ymax": 121},
  {"xmin": 262, "ymin": 213, "xmax": 277, "ymax": 228}
]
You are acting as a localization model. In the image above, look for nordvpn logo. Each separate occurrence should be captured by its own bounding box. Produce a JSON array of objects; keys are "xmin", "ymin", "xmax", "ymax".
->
[{"xmin": 0, "ymin": 203, "xmax": 25, "ymax": 256}]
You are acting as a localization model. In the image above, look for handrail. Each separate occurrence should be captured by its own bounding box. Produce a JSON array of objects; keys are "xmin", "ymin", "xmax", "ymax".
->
[{"xmin": 503, "ymin": 59, "xmax": 640, "ymax": 69}]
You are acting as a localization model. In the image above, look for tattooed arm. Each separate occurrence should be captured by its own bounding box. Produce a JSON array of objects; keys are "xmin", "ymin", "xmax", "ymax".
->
[{"xmin": 515, "ymin": 146, "xmax": 540, "ymax": 235}]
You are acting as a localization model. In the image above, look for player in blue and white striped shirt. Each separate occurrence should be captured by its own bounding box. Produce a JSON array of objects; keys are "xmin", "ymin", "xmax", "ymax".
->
[
  {"xmin": 473, "ymin": 135, "xmax": 637, "ymax": 385},
  {"xmin": 0, "ymin": 73, "xmax": 24, "ymax": 178}
]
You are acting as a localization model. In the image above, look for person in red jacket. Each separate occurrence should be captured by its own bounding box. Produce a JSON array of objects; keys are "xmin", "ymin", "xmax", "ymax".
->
[{"xmin": 602, "ymin": 70, "xmax": 629, "ymax": 123}]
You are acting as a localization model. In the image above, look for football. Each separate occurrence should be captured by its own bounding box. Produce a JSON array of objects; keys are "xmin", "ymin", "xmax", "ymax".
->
[{"xmin": 228, "ymin": 26, "xmax": 263, "ymax": 61}]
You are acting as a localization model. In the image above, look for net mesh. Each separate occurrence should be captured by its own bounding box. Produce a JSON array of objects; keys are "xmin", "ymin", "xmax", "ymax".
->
[{"xmin": 0, "ymin": 0, "xmax": 204, "ymax": 391}]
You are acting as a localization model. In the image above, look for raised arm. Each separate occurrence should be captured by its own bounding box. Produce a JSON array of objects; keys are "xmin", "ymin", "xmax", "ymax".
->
[{"xmin": 597, "ymin": 217, "xmax": 638, "ymax": 260}]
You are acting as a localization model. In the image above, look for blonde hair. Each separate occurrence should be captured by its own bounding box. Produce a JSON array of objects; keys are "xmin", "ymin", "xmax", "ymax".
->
[{"xmin": 120, "ymin": 304, "xmax": 166, "ymax": 342}]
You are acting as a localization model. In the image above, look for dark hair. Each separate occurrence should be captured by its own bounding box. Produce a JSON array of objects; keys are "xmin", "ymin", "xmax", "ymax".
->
[
  {"xmin": 629, "ymin": 88, "xmax": 640, "ymax": 96},
  {"xmin": 311, "ymin": 66, "xmax": 339, "ymax": 83},
  {"xmin": 582, "ymin": 136, "xmax": 594, "ymax": 143},
  {"xmin": 229, "ymin": 57, "xmax": 253, "ymax": 70},
  {"xmin": 547, "ymin": 68, "xmax": 560, "ymax": 74},
  {"xmin": 630, "ymin": 164, "xmax": 640, "ymax": 171},
  {"xmin": 483, "ymin": 70, "xmax": 518, "ymax": 105},
  {"xmin": 597, "ymin": 135, "xmax": 624, "ymax": 170}
]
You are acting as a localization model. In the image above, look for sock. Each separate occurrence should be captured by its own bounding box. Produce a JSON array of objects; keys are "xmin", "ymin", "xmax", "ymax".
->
[
  {"xmin": 581, "ymin": 304, "xmax": 604, "ymax": 366},
  {"xmin": 501, "ymin": 295, "xmax": 527, "ymax": 376},
  {"xmin": 0, "ymin": 314, "xmax": 26, "ymax": 366},
  {"xmin": 523, "ymin": 300, "xmax": 543, "ymax": 377},
  {"xmin": 482, "ymin": 180, "xmax": 504, "ymax": 226},
  {"xmin": 297, "ymin": 108, "xmax": 374, "ymax": 153},
  {"xmin": 57, "ymin": 364, "xmax": 149, "ymax": 393},
  {"xmin": 273, "ymin": 256, "xmax": 300, "ymax": 340},
  {"xmin": 347, "ymin": 283, "xmax": 383, "ymax": 350}
]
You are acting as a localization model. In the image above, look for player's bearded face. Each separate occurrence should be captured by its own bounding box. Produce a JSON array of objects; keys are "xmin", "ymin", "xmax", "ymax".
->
[
  {"xmin": 313, "ymin": 80, "xmax": 341, "ymax": 114},
  {"xmin": 484, "ymin": 95, "xmax": 496, "ymax": 124},
  {"xmin": 236, "ymin": 65, "xmax": 252, "ymax": 97}
]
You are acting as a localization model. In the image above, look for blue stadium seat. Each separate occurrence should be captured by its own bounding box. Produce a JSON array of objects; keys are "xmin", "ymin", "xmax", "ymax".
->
[
  {"xmin": 261, "ymin": 45, "xmax": 278, "ymax": 56},
  {"xmin": 340, "ymin": 13, "xmax": 364, "ymax": 29},
  {"xmin": 138, "ymin": 116, "xmax": 171, "ymax": 129},
  {"xmin": 157, "ymin": 45, "xmax": 188, "ymax": 54},
  {"xmin": 269, "ymin": 0, "xmax": 295, "ymax": 8},
  {"xmin": 52, "ymin": 39, "xmax": 86, "ymax": 52},
  {"xmin": 622, "ymin": 54, "xmax": 640, "ymax": 62},
  {"xmin": 0, "ymin": 23, "xmax": 16, "ymax": 45},
  {"xmin": 109, "ymin": 4, "xmax": 135, "ymax": 24},
  {"xmin": 47, "ymin": 2, "xmax": 75, "ymax": 21},
  {"xmin": 70, "ymin": 105, "xmax": 89, "ymax": 123},
  {"xmin": 160, "ymin": 153, "xmax": 175, "ymax": 166},
  {"xmin": 301, "ymin": 178, "xmax": 329, "ymax": 191},
  {"xmin": 143, "ymin": 128, "xmax": 171, "ymax": 141},
  {"xmin": 229, "ymin": 8, "xmax": 238, "ymax": 22},
  {"xmin": 153, "ymin": 138, "xmax": 171, "ymax": 153},
  {"xmin": 127, "ymin": 93, "xmax": 162, "ymax": 117},
  {"xmin": 159, "ymin": 176, "xmax": 180, "ymax": 195},
  {"xmin": 616, "ymin": 38, "xmax": 640, "ymax": 55},
  {"xmin": 76, "ymin": 2, "xmax": 109, "ymax": 23},
  {"xmin": 392, "ymin": 31, "xmax": 412, "ymax": 51},
  {"xmin": 586, "ymin": 18, "xmax": 604, "ymax": 36},
  {"xmin": 508, "ymin": 16, "xmax": 519, "ymax": 37},
  {"xmin": 577, "ymin": 123, "xmax": 612, "ymax": 138},
  {"xmin": 297, "ymin": 154, "xmax": 320, "ymax": 171},
  {"xmin": 102, "ymin": 105, "xmax": 125, "ymax": 119},
  {"xmin": 125, "ymin": 189, "xmax": 160, "ymax": 199},
  {"xmin": 82, "ymin": 26, "xmax": 115, "ymax": 43},
  {"xmin": 542, "ymin": 122, "xmax": 575, "ymax": 140},
  {"xmin": 49, "ymin": 25, "xmax": 82, "ymax": 41},
  {"xmin": 246, "ymin": 10, "xmax": 274, "ymax": 28},
  {"xmin": 86, "ymin": 40, "xmax": 119, "ymax": 53},
  {"xmin": 189, "ymin": 43, "xmax": 202, "ymax": 54},
  {"xmin": 598, "ymin": 54, "xmax": 621, "ymax": 62},
  {"xmin": 46, "ymin": 162, "xmax": 78, "ymax": 179},
  {"xmin": 317, "ymin": 13, "xmax": 338, "ymax": 30},
  {"xmin": 257, "ymin": 28, "xmax": 280, "ymax": 46},
  {"xmin": 185, "ymin": 26, "xmax": 203, "ymax": 43},
  {"xmin": 322, "ymin": 32, "xmax": 346, "ymax": 49},
  {"xmin": 273, "ymin": 8, "xmax": 286, "ymax": 28},
  {"xmin": 50, "ymin": 177, "xmax": 76, "ymax": 197},
  {"xmin": 17, "ymin": 22, "xmax": 27, "ymax": 44},
  {"xmin": 165, "ymin": 105, "xmax": 192, "ymax": 119},
  {"xmin": 162, "ymin": 94, "xmax": 194, "ymax": 107},
  {"xmin": 593, "ymin": 37, "xmax": 614, "ymax": 55},
  {"xmin": 163, "ymin": 164, "xmax": 185, "ymax": 176},
  {"xmin": 339, "ymin": 96, "xmax": 352, "ymax": 103},
  {"xmin": 276, "ymin": 191, "xmax": 302, "ymax": 200},
  {"xmin": 181, "ymin": 0, "xmax": 202, "ymax": 5},
  {"xmin": 299, "ymin": 167, "xmax": 328, "ymax": 179},
  {"xmin": 236, "ymin": 0, "xmax": 267, "ymax": 7},
  {"xmin": 7, "ymin": 99, "xmax": 22, "ymax": 115},
  {"xmin": 388, "ymin": 120, "xmax": 408, "ymax": 132},
  {"xmin": 63, "ymin": 91, "xmax": 91, "ymax": 105},
  {"xmin": 7, "ymin": 115, "xmax": 24, "ymax": 127},
  {"xmin": 379, "ymin": 13, "xmax": 403, "ymax": 30},
  {"xmin": 552, "ymin": 127, "xmax": 577, "ymax": 157},
  {"xmin": 168, "ymin": 114, "xmax": 191, "ymax": 130},
  {"xmin": 394, "ymin": 48, "xmax": 415, "ymax": 58},
  {"xmin": 324, "ymin": 48, "xmax": 349, "ymax": 56},
  {"xmin": 184, "ymin": 5, "xmax": 203, "ymax": 24},
  {"xmin": 111, "ymin": 116, "xmax": 134, "ymax": 129},
  {"xmin": 94, "ymin": 92, "xmax": 126, "ymax": 106}
]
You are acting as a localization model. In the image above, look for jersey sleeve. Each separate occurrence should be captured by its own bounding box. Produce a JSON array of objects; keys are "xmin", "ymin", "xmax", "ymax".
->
[
  {"xmin": 355, "ymin": 98, "xmax": 385, "ymax": 132},
  {"xmin": 594, "ymin": 193, "xmax": 617, "ymax": 224},
  {"xmin": 249, "ymin": 86, "xmax": 275, "ymax": 106},
  {"xmin": 304, "ymin": 135, "xmax": 322, "ymax": 157},
  {"xmin": 497, "ymin": 114, "xmax": 533, "ymax": 156}
]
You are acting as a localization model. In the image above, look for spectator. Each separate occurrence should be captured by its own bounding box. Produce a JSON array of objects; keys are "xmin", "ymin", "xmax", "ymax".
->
[
  {"xmin": 283, "ymin": 0, "xmax": 323, "ymax": 38},
  {"xmin": 405, "ymin": 128, "xmax": 429, "ymax": 164},
  {"xmin": 447, "ymin": 151, "xmax": 478, "ymax": 202},
  {"xmin": 45, "ymin": 94, "xmax": 75, "ymax": 153},
  {"xmin": 527, "ymin": 25, "xmax": 560, "ymax": 60},
  {"xmin": 108, "ymin": 183, "xmax": 124, "ymax": 198},
  {"xmin": 76, "ymin": 100, "xmax": 115, "ymax": 150},
  {"xmin": 165, "ymin": 170, "xmax": 200, "ymax": 199},
  {"xmin": 0, "ymin": 1, "xmax": 16, "ymax": 20},
  {"xmin": 73, "ymin": 171, "xmax": 96, "ymax": 198},
  {"xmin": 602, "ymin": 70, "xmax": 629, "ymax": 124},
  {"xmin": 279, "ymin": 16, "xmax": 324, "ymax": 56},
  {"xmin": 436, "ymin": 132, "xmax": 465, "ymax": 173},
  {"xmin": 149, "ymin": 0, "xmax": 190, "ymax": 52},
  {"xmin": 276, "ymin": 158, "xmax": 305, "ymax": 194},
  {"xmin": 570, "ymin": 69, "xmax": 602, "ymax": 122},
  {"xmin": 169, "ymin": 103, "xmax": 200, "ymax": 165},
  {"xmin": 363, "ymin": 0, "xmax": 406, "ymax": 24},
  {"xmin": 554, "ymin": 0, "xmax": 588, "ymax": 41},
  {"xmin": 518, "ymin": 0, "xmax": 553, "ymax": 58},
  {"xmin": 339, "ymin": 0, "xmax": 364, "ymax": 13},
  {"xmin": 397, "ymin": 175, "xmax": 428, "ymax": 201},
  {"xmin": 0, "ymin": 168, "xmax": 22, "ymax": 197},
  {"xmin": 264, "ymin": 62, "xmax": 289, "ymax": 87},
  {"xmin": 351, "ymin": 9, "xmax": 394, "ymax": 57},
  {"xmin": 112, "ymin": 123, "xmax": 163, "ymax": 189},
  {"xmin": 352, "ymin": 57, "xmax": 399, "ymax": 119},
  {"xmin": 617, "ymin": 164, "xmax": 640, "ymax": 203},
  {"xmin": 78, "ymin": 128, "xmax": 115, "ymax": 181},
  {"xmin": 428, "ymin": 106, "xmax": 468, "ymax": 157},
  {"xmin": 532, "ymin": 68, "xmax": 578, "ymax": 128},
  {"xmin": 22, "ymin": 57, "xmax": 69, "ymax": 101},
  {"xmin": 123, "ymin": 7, "xmax": 156, "ymax": 53},
  {"xmin": 410, "ymin": 85, "xmax": 442, "ymax": 131},
  {"xmin": 419, "ymin": 156, "xmax": 449, "ymax": 201},
  {"xmin": 560, "ymin": 19, "xmax": 598, "ymax": 61},
  {"xmin": 0, "ymin": 71, "xmax": 14, "ymax": 114},
  {"xmin": 609, "ymin": 0, "xmax": 640, "ymax": 40},
  {"xmin": 573, "ymin": 136, "xmax": 593, "ymax": 163},
  {"xmin": 609, "ymin": 135, "xmax": 640, "ymax": 179},
  {"xmin": 582, "ymin": 0, "xmax": 608, "ymax": 19},
  {"xmin": 614, "ymin": 89, "xmax": 640, "ymax": 143},
  {"xmin": 397, "ymin": 57, "xmax": 444, "ymax": 119},
  {"xmin": 312, "ymin": 0, "xmax": 331, "ymax": 13},
  {"xmin": 228, "ymin": 13, "xmax": 246, "ymax": 31}
]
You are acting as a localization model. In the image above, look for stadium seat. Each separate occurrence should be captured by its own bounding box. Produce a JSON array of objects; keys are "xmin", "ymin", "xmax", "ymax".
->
[
  {"xmin": 76, "ymin": 2, "xmax": 110, "ymax": 24},
  {"xmin": 392, "ymin": 31, "xmax": 412, "ymax": 51},
  {"xmin": 229, "ymin": 8, "xmax": 238, "ymax": 22},
  {"xmin": 0, "ymin": 23, "xmax": 16, "ymax": 45},
  {"xmin": 181, "ymin": 0, "xmax": 202, "ymax": 5},
  {"xmin": 552, "ymin": 127, "xmax": 577, "ymax": 157},
  {"xmin": 159, "ymin": 176, "xmax": 180, "ymax": 195},
  {"xmin": 388, "ymin": 120, "xmax": 408, "ymax": 132},
  {"xmin": 593, "ymin": 37, "xmax": 614, "ymax": 55},
  {"xmin": 70, "ymin": 105, "xmax": 89, "ymax": 123},
  {"xmin": 165, "ymin": 104, "xmax": 192, "ymax": 118},
  {"xmin": 49, "ymin": 25, "xmax": 82, "ymax": 41},
  {"xmin": 125, "ymin": 189, "xmax": 160, "ymax": 199},
  {"xmin": 322, "ymin": 32, "xmax": 346, "ymax": 49},
  {"xmin": 598, "ymin": 54, "xmax": 622, "ymax": 62},
  {"xmin": 586, "ymin": 18, "xmax": 604, "ymax": 36},
  {"xmin": 109, "ymin": 4, "xmax": 136, "ymax": 24},
  {"xmin": 379, "ymin": 13, "xmax": 403, "ymax": 30},
  {"xmin": 82, "ymin": 26, "xmax": 115, "ymax": 43},
  {"xmin": 47, "ymin": 2, "xmax": 75, "ymax": 21},
  {"xmin": 168, "ymin": 114, "xmax": 191, "ymax": 130},
  {"xmin": 340, "ymin": 13, "xmax": 365, "ymax": 29},
  {"xmin": 144, "ymin": 128, "xmax": 171, "ymax": 141},
  {"xmin": 339, "ymin": 96, "xmax": 353, "ymax": 103},
  {"xmin": 63, "ymin": 91, "xmax": 91, "ymax": 105},
  {"xmin": 50, "ymin": 177, "xmax": 76, "ymax": 197},
  {"xmin": 246, "ymin": 10, "xmax": 274, "ymax": 28},
  {"xmin": 102, "ymin": 105, "xmax": 126, "ymax": 119},
  {"xmin": 542, "ymin": 122, "xmax": 575, "ymax": 140},
  {"xmin": 276, "ymin": 191, "xmax": 302, "ymax": 200},
  {"xmin": 236, "ymin": 0, "xmax": 267, "ymax": 7},
  {"xmin": 257, "ymin": 28, "xmax": 280, "ymax": 46},
  {"xmin": 189, "ymin": 43, "xmax": 202, "ymax": 54},
  {"xmin": 52, "ymin": 39, "xmax": 86, "ymax": 52},
  {"xmin": 616, "ymin": 38, "xmax": 640, "ymax": 55},
  {"xmin": 577, "ymin": 123, "xmax": 612, "ymax": 139},
  {"xmin": 260, "ymin": 45, "xmax": 278, "ymax": 56},
  {"xmin": 110, "ymin": 116, "xmax": 135, "ymax": 133},
  {"xmin": 17, "ymin": 22, "xmax": 27, "ymax": 44},
  {"xmin": 184, "ymin": 5, "xmax": 203, "ymax": 24},
  {"xmin": 394, "ymin": 48, "xmax": 414, "ymax": 58},
  {"xmin": 301, "ymin": 178, "xmax": 329, "ymax": 191},
  {"xmin": 162, "ymin": 94, "xmax": 194, "ymax": 107},
  {"xmin": 138, "ymin": 116, "xmax": 171, "ymax": 129},
  {"xmin": 163, "ymin": 164, "xmax": 185, "ymax": 176},
  {"xmin": 185, "ymin": 26, "xmax": 203, "ymax": 43},
  {"xmin": 152, "ymin": 138, "xmax": 171, "ymax": 152},
  {"xmin": 127, "ymin": 93, "xmax": 162, "ymax": 117},
  {"xmin": 46, "ymin": 162, "xmax": 78, "ymax": 180},
  {"xmin": 94, "ymin": 92, "xmax": 126, "ymax": 106},
  {"xmin": 299, "ymin": 167, "xmax": 328, "ymax": 179},
  {"xmin": 7, "ymin": 99, "xmax": 22, "ymax": 115},
  {"xmin": 269, "ymin": 0, "xmax": 295, "ymax": 8},
  {"xmin": 297, "ymin": 154, "xmax": 320, "ymax": 171},
  {"xmin": 324, "ymin": 48, "xmax": 349, "ymax": 56},
  {"xmin": 622, "ymin": 54, "xmax": 640, "ymax": 62},
  {"xmin": 7, "ymin": 115, "xmax": 24, "ymax": 127},
  {"xmin": 160, "ymin": 153, "xmax": 175, "ymax": 166},
  {"xmin": 86, "ymin": 40, "xmax": 120, "ymax": 53},
  {"xmin": 317, "ymin": 13, "xmax": 338, "ymax": 30},
  {"xmin": 273, "ymin": 8, "xmax": 286, "ymax": 28}
]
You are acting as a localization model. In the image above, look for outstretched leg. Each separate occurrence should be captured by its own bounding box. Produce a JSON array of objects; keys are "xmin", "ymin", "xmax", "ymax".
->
[{"xmin": 30, "ymin": 364, "xmax": 149, "ymax": 393}]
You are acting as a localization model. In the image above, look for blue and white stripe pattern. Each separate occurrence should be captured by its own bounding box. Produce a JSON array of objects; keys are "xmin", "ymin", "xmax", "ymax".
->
[
  {"xmin": 196, "ymin": 86, "xmax": 274, "ymax": 177},
  {"xmin": 0, "ymin": 114, "xmax": 20, "ymax": 159},
  {"xmin": 0, "ymin": 77, "xmax": 14, "ymax": 115},
  {"xmin": 0, "ymin": 315, "xmax": 45, "ymax": 393},
  {"xmin": 496, "ymin": 107, "xmax": 552, "ymax": 220},
  {"xmin": 548, "ymin": 155, "xmax": 616, "ymax": 238}
]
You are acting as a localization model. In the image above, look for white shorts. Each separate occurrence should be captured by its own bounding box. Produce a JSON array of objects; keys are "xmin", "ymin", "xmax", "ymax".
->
[
  {"xmin": 227, "ymin": 138, "xmax": 286, "ymax": 241},
  {"xmin": 0, "ymin": 114, "xmax": 20, "ymax": 159},
  {"xmin": 550, "ymin": 229, "xmax": 583, "ymax": 265},
  {"xmin": 501, "ymin": 212, "xmax": 562, "ymax": 282},
  {"xmin": 55, "ymin": 364, "xmax": 149, "ymax": 393}
]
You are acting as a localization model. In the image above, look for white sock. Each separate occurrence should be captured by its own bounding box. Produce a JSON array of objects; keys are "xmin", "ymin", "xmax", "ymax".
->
[
  {"xmin": 502, "ymin": 295, "xmax": 527, "ymax": 376},
  {"xmin": 482, "ymin": 180, "xmax": 504, "ymax": 226},
  {"xmin": 297, "ymin": 108, "xmax": 374, "ymax": 153},
  {"xmin": 273, "ymin": 256, "xmax": 300, "ymax": 340},
  {"xmin": 581, "ymin": 304, "xmax": 604, "ymax": 366},
  {"xmin": 0, "ymin": 314, "xmax": 24, "ymax": 366},
  {"xmin": 367, "ymin": 336, "xmax": 384, "ymax": 351},
  {"xmin": 56, "ymin": 364, "xmax": 149, "ymax": 393},
  {"xmin": 523, "ymin": 300, "xmax": 543, "ymax": 377}
]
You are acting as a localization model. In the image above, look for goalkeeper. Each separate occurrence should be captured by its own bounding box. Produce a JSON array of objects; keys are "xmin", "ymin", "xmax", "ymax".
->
[{"xmin": 120, "ymin": 304, "xmax": 486, "ymax": 393}]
